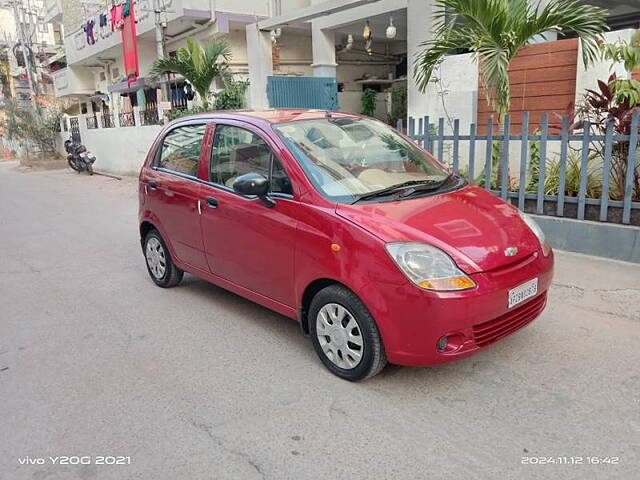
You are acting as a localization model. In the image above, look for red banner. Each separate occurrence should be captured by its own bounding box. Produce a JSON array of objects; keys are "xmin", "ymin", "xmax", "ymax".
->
[{"xmin": 121, "ymin": 1, "xmax": 139, "ymax": 84}]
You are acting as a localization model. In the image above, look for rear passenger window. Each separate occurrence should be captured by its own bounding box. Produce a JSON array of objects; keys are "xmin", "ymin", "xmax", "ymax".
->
[
  {"xmin": 158, "ymin": 124, "xmax": 206, "ymax": 177},
  {"xmin": 211, "ymin": 125, "xmax": 293, "ymax": 195}
]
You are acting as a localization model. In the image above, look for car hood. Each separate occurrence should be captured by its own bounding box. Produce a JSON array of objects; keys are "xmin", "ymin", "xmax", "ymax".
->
[{"xmin": 336, "ymin": 185, "xmax": 540, "ymax": 273}]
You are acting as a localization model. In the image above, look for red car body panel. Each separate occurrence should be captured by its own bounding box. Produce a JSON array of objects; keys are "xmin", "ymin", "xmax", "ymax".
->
[
  {"xmin": 335, "ymin": 185, "xmax": 541, "ymax": 273},
  {"xmin": 139, "ymin": 109, "xmax": 554, "ymax": 366}
]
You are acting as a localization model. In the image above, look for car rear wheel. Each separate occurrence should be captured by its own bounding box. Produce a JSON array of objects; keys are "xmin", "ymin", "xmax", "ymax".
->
[
  {"xmin": 309, "ymin": 285, "xmax": 387, "ymax": 381},
  {"xmin": 143, "ymin": 230, "xmax": 183, "ymax": 288}
]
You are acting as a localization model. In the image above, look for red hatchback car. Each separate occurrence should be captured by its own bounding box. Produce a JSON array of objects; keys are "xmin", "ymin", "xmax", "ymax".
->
[{"xmin": 139, "ymin": 109, "xmax": 554, "ymax": 381}]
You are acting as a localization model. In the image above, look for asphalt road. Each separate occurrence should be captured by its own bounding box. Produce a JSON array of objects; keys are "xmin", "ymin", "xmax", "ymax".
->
[{"xmin": 1, "ymin": 162, "xmax": 638, "ymax": 480}]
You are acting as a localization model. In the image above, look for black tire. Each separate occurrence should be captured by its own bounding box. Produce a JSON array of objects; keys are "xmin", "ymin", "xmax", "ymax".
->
[
  {"xmin": 86, "ymin": 163, "xmax": 94, "ymax": 175},
  {"xmin": 143, "ymin": 229, "xmax": 183, "ymax": 288},
  {"xmin": 68, "ymin": 157, "xmax": 80, "ymax": 172},
  {"xmin": 309, "ymin": 285, "xmax": 387, "ymax": 381}
]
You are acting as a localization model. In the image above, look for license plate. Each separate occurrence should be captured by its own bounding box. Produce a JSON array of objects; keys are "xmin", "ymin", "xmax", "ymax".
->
[{"xmin": 508, "ymin": 278, "xmax": 538, "ymax": 308}]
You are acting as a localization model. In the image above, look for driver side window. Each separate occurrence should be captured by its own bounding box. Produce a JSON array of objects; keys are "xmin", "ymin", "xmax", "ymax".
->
[{"xmin": 210, "ymin": 125, "xmax": 293, "ymax": 195}]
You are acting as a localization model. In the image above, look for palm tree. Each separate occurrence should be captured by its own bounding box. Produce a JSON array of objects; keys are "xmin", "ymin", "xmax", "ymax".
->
[
  {"xmin": 414, "ymin": 0, "xmax": 608, "ymax": 119},
  {"xmin": 151, "ymin": 38, "xmax": 231, "ymax": 110}
]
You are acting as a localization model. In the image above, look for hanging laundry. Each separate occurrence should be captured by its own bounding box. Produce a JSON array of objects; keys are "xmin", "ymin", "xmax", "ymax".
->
[
  {"xmin": 111, "ymin": 3, "xmax": 125, "ymax": 31},
  {"xmin": 83, "ymin": 20, "xmax": 96, "ymax": 45},
  {"xmin": 99, "ymin": 13, "xmax": 109, "ymax": 39},
  {"xmin": 184, "ymin": 83, "xmax": 194, "ymax": 101},
  {"xmin": 123, "ymin": 0, "xmax": 131, "ymax": 18},
  {"xmin": 136, "ymin": 88, "xmax": 146, "ymax": 109}
]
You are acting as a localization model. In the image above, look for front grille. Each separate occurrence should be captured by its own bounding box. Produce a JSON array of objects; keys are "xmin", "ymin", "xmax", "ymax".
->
[{"xmin": 472, "ymin": 293, "xmax": 547, "ymax": 347}]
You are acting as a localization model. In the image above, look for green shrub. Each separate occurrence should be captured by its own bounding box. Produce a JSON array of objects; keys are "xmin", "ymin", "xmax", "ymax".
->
[
  {"xmin": 544, "ymin": 152, "xmax": 603, "ymax": 199},
  {"xmin": 2, "ymin": 100, "xmax": 61, "ymax": 156},
  {"xmin": 361, "ymin": 88, "xmax": 377, "ymax": 117},
  {"xmin": 388, "ymin": 80, "xmax": 407, "ymax": 127},
  {"xmin": 214, "ymin": 79, "xmax": 250, "ymax": 110},
  {"xmin": 165, "ymin": 106, "xmax": 208, "ymax": 121}
]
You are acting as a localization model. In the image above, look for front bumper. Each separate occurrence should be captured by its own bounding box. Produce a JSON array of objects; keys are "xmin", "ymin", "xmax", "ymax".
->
[{"xmin": 364, "ymin": 250, "xmax": 554, "ymax": 366}]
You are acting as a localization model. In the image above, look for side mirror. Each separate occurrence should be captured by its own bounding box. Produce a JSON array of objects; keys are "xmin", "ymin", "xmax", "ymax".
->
[{"xmin": 232, "ymin": 172, "xmax": 275, "ymax": 207}]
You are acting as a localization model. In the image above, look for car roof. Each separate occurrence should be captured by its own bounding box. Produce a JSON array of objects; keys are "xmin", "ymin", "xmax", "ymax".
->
[{"xmin": 178, "ymin": 109, "xmax": 361, "ymax": 126}]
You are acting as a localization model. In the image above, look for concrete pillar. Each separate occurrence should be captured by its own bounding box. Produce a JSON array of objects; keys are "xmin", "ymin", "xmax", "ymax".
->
[
  {"xmin": 78, "ymin": 114, "xmax": 88, "ymax": 141},
  {"xmin": 311, "ymin": 0, "xmax": 336, "ymax": 78},
  {"xmin": 407, "ymin": 0, "xmax": 435, "ymax": 121},
  {"xmin": 133, "ymin": 106, "xmax": 141, "ymax": 126},
  {"xmin": 246, "ymin": 22, "xmax": 273, "ymax": 109},
  {"xmin": 311, "ymin": 25, "xmax": 337, "ymax": 77}
]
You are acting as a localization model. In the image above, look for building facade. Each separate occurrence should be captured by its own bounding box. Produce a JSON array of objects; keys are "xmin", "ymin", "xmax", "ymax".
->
[
  {"xmin": 0, "ymin": 0, "xmax": 60, "ymax": 107},
  {"xmin": 46, "ymin": 0, "xmax": 640, "ymax": 174}
]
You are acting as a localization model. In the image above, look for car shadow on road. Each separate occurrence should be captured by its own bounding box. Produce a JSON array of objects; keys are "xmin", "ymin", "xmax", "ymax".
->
[
  {"xmin": 172, "ymin": 273, "xmax": 553, "ymax": 392},
  {"xmin": 176, "ymin": 274, "xmax": 312, "ymax": 356}
]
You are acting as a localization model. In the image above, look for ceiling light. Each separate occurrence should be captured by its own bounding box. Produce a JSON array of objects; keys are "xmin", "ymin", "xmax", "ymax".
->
[
  {"xmin": 386, "ymin": 17, "xmax": 396, "ymax": 39},
  {"xmin": 346, "ymin": 34, "xmax": 354, "ymax": 50},
  {"xmin": 363, "ymin": 20, "xmax": 372, "ymax": 41}
]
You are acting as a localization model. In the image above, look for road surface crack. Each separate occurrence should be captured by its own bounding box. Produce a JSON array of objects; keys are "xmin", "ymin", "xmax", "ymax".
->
[{"xmin": 189, "ymin": 418, "xmax": 266, "ymax": 479}]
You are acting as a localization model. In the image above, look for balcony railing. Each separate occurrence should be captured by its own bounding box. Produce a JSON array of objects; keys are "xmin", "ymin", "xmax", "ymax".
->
[{"xmin": 64, "ymin": 0, "xmax": 171, "ymax": 64}]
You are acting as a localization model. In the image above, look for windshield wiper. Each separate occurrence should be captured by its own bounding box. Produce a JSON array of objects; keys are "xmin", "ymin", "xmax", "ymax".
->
[
  {"xmin": 352, "ymin": 179, "xmax": 446, "ymax": 204},
  {"xmin": 397, "ymin": 173, "xmax": 455, "ymax": 198}
]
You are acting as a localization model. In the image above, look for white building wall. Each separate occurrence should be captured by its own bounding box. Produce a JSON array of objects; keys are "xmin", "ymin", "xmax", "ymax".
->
[
  {"xmin": 575, "ymin": 29, "xmax": 635, "ymax": 108},
  {"xmin": 77, "ymin": 118, "xmax": 163, "ymax": 175},
  {"xmin": 408, "ymin": 52, "xmax": 478, "ymax": 131}
]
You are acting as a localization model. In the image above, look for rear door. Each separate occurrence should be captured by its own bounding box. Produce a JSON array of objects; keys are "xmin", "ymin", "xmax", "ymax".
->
[{"xmin": 145, "ymin": 122, "xmax": 209, "ymax": 271}]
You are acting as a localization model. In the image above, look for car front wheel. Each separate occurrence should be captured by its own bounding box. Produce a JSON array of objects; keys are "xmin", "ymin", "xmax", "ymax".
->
[{"xmin": 309, "ymin": 285, "xmax": 387, "ymax": 381}]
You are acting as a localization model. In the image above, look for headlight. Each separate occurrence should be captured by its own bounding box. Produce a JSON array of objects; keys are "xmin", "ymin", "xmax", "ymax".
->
[
  {"xmin": 385, "ymin": 242, "xmax": 476, "ymax": 291},
  {"xmin": 518, "ymin": 211, "xmax": 551, "ymax": 256}
]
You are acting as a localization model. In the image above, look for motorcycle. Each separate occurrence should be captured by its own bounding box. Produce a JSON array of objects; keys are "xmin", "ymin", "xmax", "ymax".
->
[{"xmin": 64, "ymin": 138, "xmax": 96, "ymax": 175}]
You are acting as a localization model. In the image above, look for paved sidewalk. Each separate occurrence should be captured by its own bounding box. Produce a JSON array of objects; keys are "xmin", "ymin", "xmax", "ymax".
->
[{"xmin": 0, "ymin": 163, "xmax": 638, "ymax": 479}]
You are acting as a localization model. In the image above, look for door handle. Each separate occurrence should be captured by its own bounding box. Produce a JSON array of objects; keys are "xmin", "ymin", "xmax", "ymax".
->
[
  {"xmin": 206, "ymin": 196, "xmax": 218, "ymax": 208},
  {"xmin": 148, "ymin": 180, "xmax": 158, "ymax": 189}
]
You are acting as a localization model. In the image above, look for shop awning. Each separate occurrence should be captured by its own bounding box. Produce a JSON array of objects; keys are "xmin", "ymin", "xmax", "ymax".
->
[{"xmin": 108, "ymin": 77, "xmax": 155, "ymax": 94}]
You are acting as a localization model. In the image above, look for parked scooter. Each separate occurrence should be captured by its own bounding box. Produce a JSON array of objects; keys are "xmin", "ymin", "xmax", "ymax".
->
[{"xmin": 64, "ymin": 138, "xmax": 96, "ymax": 175}]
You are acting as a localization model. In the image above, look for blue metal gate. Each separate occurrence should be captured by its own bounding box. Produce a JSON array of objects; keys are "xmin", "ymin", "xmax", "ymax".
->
[{"xmin": 267, "ymin": 76, "xmax": 339, "ymax": 110}]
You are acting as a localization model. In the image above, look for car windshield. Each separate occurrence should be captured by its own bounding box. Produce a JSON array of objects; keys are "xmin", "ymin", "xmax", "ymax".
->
[{"xmin": 273, "ymin": 117, "xmax": 450, "ymax": 203}]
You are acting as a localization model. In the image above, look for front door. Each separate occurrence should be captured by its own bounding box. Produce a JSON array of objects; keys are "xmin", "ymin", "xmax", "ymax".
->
[
  {"xmin": 199, "ymin": 123, "xmax": 298, "ymax": 307},
  {"xmin": 146, "ymin": 123, "xmax": 208, "ymax": 271}
]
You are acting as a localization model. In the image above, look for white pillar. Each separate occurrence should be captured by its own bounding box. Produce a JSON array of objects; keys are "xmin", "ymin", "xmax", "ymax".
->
[
  {"xmin": 133, "ymin": 106, "xmax": 142, "ymax": 126},
  {"xmin": 407, "ymin": 0, "xmax": 436, "ymax": 121},
  {"xmin": 311, "ymin": 25, "xmax": 337, "ymax": 77},
  {"xmin": 246, "ymin": 22, "xmax": 273, "ymax": 109}
]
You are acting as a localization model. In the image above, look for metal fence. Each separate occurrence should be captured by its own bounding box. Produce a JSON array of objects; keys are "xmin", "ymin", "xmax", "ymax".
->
[
  {"xmin": 86, "ymin": 115, "xmax": 98, "ymax": 129},
  {"xmin": 140, "ymin": 103, "xmax": 162, "ymax": 126},
  {"xmin": 102, "ymin": 113, "xmax": 115, "ymax": 128},
  {"xmin": 119, "ymin": 110, "xmax": 135, "ymax": 127},
  {"xmin": 69, "ymin": 116, "xmax": 81, "ymax": 144},
  {"xmin": 402, "ymin": 111, "xmax": 640, "ymax": 226}
]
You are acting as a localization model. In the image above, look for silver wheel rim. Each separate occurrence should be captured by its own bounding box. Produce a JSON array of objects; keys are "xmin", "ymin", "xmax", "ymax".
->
[
  {"xmin": 316, "ymin": 303, "xmax": 363, "ymax": 369},
  {"xmin": 145, "ymin": 237, "xmax": 166, "ymax": 279}
]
